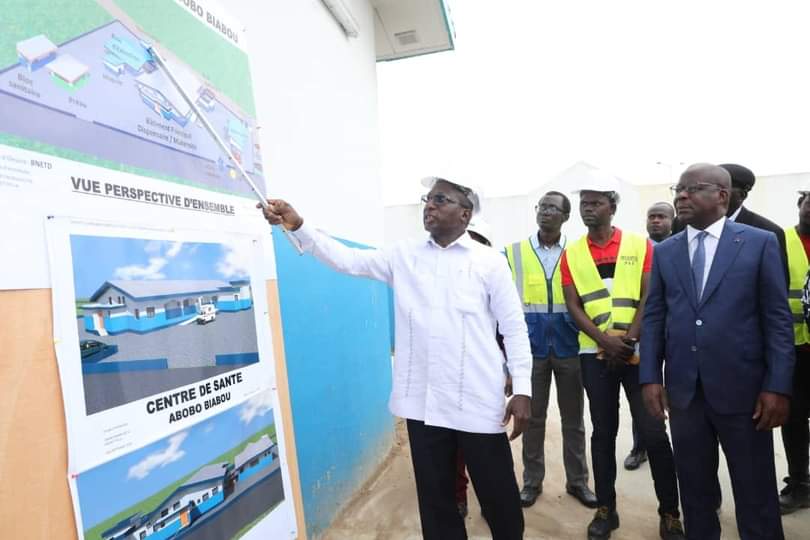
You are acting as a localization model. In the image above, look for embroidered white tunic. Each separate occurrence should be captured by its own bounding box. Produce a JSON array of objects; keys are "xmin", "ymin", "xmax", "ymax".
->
[{"xmin": 290, "ymin": 222, "xmax": 532, "ymax": 433}]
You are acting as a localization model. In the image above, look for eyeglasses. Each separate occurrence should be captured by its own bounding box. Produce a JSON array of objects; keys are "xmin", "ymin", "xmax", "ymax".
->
[
  {"xmin": 421, "ymin": 193, "xmax": 472, "ymax": 208},
  {"xmin": 534, "ymin": 204, "xmax": 564, "ymax": 215},
  {"xmin": 669, "ymin": 183, "xmax": 724, "ymax": 195}
]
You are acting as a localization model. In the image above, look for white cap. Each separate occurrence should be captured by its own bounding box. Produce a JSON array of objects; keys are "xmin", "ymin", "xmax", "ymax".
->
[
  {"xmin": 570, "ymin": 169, "xmax": 621, "ymax": 203},
  {"xmin": 467, "ymin": 215, "xmax": 492, "ymax": 245},
  {"xmin": 421, "ymin": 176, "xmax": 481, "ymax": 215}
]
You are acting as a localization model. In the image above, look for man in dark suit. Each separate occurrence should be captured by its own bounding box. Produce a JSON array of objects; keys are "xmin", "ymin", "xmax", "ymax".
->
[
  {"xmin": 672, "ymin": 163, "xmax": 787, "ymax": 277},
  {"xmin": 640, "ymin": 163, "xmax": 795, "ymax": 539}
]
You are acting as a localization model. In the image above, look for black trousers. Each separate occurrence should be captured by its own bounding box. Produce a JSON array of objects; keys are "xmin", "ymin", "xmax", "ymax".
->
[
  {"xmin": 407, "ymin": 419, "xmax": 524, "ymax": 540},
  {"xmin": 580, "ymin": 354, "xmax": 680, "ymax": 515},
  {"xmin": 781, "ymin": 346, "xmax": 810, "ymax": 481},
  {"xmin": 630, "ymin": 413, "xmax": 645, "ymax": 454}
]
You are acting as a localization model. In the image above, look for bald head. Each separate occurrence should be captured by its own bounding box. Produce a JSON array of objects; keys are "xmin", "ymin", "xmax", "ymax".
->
[
  {"xmin": 681, "ymin": 163, "xmax": 731, "ymax": 190},
  {"xmin": 674, "ymin": 163, "xmax": 731, "ymax": 229}
]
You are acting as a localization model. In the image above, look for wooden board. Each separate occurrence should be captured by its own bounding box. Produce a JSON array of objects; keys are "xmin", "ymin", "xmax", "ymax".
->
[{"xmin": 0, "ymin": 284, "xmax": 306, "ymax": 539}]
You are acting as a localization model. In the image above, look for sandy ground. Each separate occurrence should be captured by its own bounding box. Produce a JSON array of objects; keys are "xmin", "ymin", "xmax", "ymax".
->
[{"xmin": 323, "ymin": 386, "xmax": 809, "ymax": 539}]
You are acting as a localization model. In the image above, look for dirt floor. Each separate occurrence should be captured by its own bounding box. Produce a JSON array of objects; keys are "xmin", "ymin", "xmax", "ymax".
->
[{"xmin": 323, "ymin": 387, "xmax": 809, "ymax": 539}]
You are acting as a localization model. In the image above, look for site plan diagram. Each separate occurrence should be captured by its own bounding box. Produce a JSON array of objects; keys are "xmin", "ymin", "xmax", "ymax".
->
[{"xmin": 1, "ymin": 0, "xmax": 265, "ymax": 197}]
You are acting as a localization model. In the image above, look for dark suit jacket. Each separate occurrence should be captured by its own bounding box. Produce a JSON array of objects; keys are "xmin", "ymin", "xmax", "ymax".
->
[
  {"xmin": 640, "ymin": 220, "xmax": 795, "ymax": 414},
  {"xmin": 738, "ymin": 206, "xmax": 788, "ymax": 277},
  {"xmin": 674, "ymin": 206, "xmax": 788, "ymax": 282}
]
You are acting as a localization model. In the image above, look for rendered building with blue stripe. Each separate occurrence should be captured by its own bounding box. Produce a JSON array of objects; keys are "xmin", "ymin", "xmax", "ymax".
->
[
  {"xmin": 81, "ymin": 279, "xmax": 252, "ymax": 336},
  {"xmin": 233, "ymin": 434, "xmax": 276, "ymax": 483},
  {"xmin": 100, "ymin": 435, "xmax": 278, "ymax": 540},
  {"xmin": 16, "ymin": 35, "xmax": 57, "ymax": 72},
  {"xmin": 101, "ymin": 462, "xmax": 229, "ymax": 540}
]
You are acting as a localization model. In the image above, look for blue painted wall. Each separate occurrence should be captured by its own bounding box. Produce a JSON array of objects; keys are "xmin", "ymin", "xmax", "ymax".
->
[
  {"xmin": 238, "ymin": 453, "xmax": 274, "ymax": 482},
  {"xmin": 84, "ymin": 299, "xmax": 252, "ymax": 334},
  {"xmin": 84, "ymin": 310, "xmax": 197, "ymax": 334},
  {"xmin": 216, "ymin": 299, "xmax": 252, "ymax": 311},
  {"xmin": 274, "ymin": 233, "xmax": 394, "ymax": 538},
  {"xmin": 196, "ymin": 490, "xmax": 225, "ymax": 514},
  {"xmin": 143, "ymin": 518, "xmax": 181, "ymax": 540}
]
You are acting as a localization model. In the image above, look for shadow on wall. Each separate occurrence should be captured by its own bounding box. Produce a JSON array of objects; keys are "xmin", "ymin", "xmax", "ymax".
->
[{"xmin": 274, "ymin": 233, "xmax": 395, "ymax": 538}]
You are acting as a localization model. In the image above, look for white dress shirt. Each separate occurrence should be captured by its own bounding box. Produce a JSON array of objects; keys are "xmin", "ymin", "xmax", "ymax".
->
[
  {"xmin": 290, "ymin": 222, "xmax": 532, "ymax": 433},
  {"xmin": 728, "ymin": 205, "xmax": 743, "ymax": 222},
  {"xmin": 686, "ymin": 216, "xmax": 726, "ymax": 294}
]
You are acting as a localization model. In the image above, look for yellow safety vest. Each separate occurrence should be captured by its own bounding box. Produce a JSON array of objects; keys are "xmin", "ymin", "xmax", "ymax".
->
[
  {"xmin": 784, "ymin": 227, "xmax": 810, "ymax": 345},
  {"xmin": 566, "ymin": 231, "xmax": 647, "ymax": 350},
  {"xmin": 505, "ymin": 237, "xmax": 566, "ymax": 313}
]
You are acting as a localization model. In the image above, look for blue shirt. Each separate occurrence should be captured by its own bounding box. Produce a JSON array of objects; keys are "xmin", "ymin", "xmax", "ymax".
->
[
  {"xmin": 522, "ymin": 233, "xmax": 580, "ymax": 359},
  {"xmin": 531, "ymin": 233, "xmax": 563, "ymax": 279}
]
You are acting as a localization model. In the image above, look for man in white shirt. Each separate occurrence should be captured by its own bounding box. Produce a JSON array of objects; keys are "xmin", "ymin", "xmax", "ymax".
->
[{"xmin": 259, "ymin": 177, "xmax": 532, "ymax": 540}]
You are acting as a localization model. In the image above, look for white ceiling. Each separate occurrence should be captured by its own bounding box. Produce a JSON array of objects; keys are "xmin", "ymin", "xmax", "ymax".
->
[{"xmin": 371, "ymin": 0, "xmax": 454, "ymax": 62}]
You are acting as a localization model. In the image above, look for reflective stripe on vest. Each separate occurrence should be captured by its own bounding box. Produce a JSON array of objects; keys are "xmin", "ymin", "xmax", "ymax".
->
[
  {"xmin": 566, "ymin": 232, "xmax": 647, "ymax": 350},
  {"xmin": 784, "ymin": 226, "xmax": 810, "ymax": 345},
  {"xmin": 505, "ymin": 237, "xmax": 567, "ymax": 314}
]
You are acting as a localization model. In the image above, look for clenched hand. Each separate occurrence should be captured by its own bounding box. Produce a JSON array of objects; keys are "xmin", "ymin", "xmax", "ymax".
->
[{"xmin": 257, "ymin": 199, "xmax": 304, "ymax": 231}]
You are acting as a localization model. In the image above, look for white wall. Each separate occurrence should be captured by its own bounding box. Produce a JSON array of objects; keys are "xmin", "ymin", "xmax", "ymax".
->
[
  {"xmin": 221, "ymin": 5, "xmax": 396, "ymax": 537},
  {"xmin": 229, "ymin": 0, "xmax": 384, "ymax": 247},
  {"xmin": 383, "ymin": 202, "xmax": 422, "ymax": 244}
]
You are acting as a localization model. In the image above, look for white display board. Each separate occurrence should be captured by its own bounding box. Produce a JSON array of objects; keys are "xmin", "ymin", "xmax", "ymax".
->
[{"xmin": 0, "ymin": 1, "xmax": 296, "ymax": 538}]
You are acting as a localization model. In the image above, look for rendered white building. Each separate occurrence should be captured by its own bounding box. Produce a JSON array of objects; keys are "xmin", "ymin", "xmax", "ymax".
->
[
  {"xmin": 47, "ymin": 54, "xmax": 89, "ymax": 87},
  {"xmin": 16, "ymin": 34, "xmax": 57, "ymax": 71}
]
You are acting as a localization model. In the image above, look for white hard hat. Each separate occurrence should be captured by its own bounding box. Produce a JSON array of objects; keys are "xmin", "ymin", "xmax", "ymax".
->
[
  {"xmin": 421, "ymin": 176, "xmax": 482, "ymax": 215},
  {"xmin": 570, "ymin": 170, "xmax": 621, "ymax": 203},
  {"xmin": 467, "ymin": 215, "xmax": 493, "ymax": 245}
]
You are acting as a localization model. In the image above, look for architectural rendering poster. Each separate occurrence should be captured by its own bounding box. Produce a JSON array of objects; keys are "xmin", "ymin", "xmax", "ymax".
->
[
  {"xmin": 72, "ymin": 233, "xmax": 265, "ymax": 417},
  {"xmin": 4, "ymin": 1, "xmax": 297, "ymax": 537},
  {"xmin": 47, "ymin": 220, "xmax": 270, "ymax": 466},
  {"xmin": 47, "ymin": 220, "xmax": 296, "ymax": 539},
  {"xmin": 73, "ymin": 390, "xmax": 292, "ymax": 540},
  {"xmin": 0, "ymin": 0, "xmax": 271, "ymax": 290}
]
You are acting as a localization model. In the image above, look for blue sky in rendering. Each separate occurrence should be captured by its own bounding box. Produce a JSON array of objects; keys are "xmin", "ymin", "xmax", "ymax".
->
[
  {"xmin": 77, "ymin": 392, "xmax": 276, "ymax": 528},
  {"xmin": 70, "ymin": 235, "xmax": 251, "ymax": 298}
]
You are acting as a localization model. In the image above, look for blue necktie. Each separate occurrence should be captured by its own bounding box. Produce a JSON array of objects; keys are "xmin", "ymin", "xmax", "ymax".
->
[{"xmin": 692, "ymin": 231, "xmax": 708, "ymax": 300}]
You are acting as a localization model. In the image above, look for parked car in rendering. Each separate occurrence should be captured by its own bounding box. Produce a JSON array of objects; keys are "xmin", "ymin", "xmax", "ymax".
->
[
  {"xmin": 80, "ymin": 339, "xmax": 119, "ymax": 363},
  {"xmin": 198, "ymin": 303, "xmax": 217, "ymax": 324}
]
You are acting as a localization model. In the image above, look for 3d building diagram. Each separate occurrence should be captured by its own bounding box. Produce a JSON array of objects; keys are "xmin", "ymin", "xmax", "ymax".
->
[
  {"xmin": 75, "ymin": 278, "xmax": 258, "ymax": 415},
  {"xmin": 103, "ymin": 34, "xmax": 153, "ymax": 76},
  {"xmin": 47, "ymin": 54, "xmax": 91, "ymax": 90},
  {"xmin": 16, "ymin": 33, "xmax": 90, "ymax": 91},
  {"xmin": 70, "ymin": 236, "xmax": 262, "ymax": 414},
  {"xmin": 99, "ymin": 435, "xmax": 279, "ymax": 540},
  {"xmin": 102, "ymin": 463, "xmax": 229, "ymax": 540},
  {"xmin": 2, "ymin": 7, "xmax": 266, "ymax": 196},
  {"xmin": 81, "ymin": 279, "xmax": 253, "ymax": 336},
  {"xmin": 135, "ymin": 66, "xmax": 199, "ymax": 127},
  {"xmin": 16, "ymin": 34, "xmax": 57, "ymax": 71}
]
